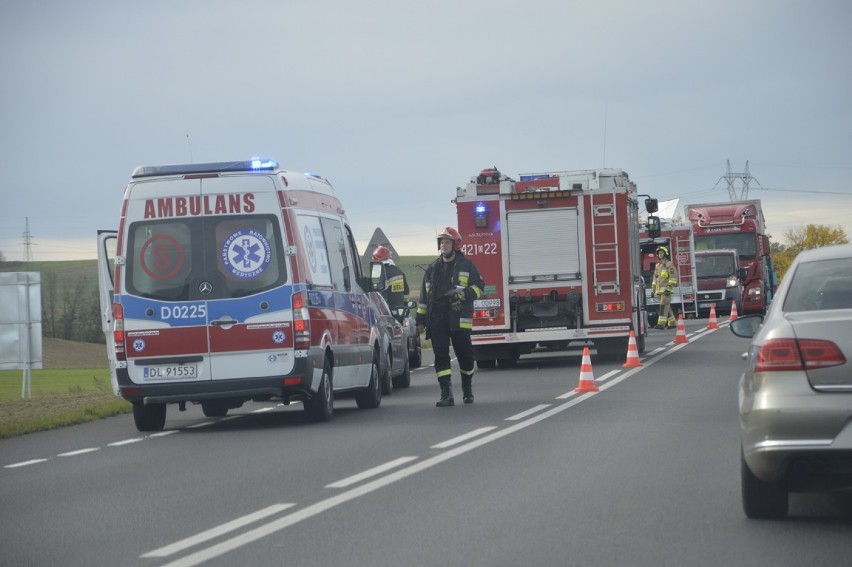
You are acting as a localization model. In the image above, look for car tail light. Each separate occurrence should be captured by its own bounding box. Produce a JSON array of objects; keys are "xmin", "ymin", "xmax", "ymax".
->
[
  {"xmin": 755, "ymin": 338, "xmax": 845, "ymax": 372},
  {"xmin": 292, "ymin": 291, "xmax": 311, "ymax": 349},
  {"xmin": 113, "ymin": 303, "xmax": 126, "ymax": 361}
]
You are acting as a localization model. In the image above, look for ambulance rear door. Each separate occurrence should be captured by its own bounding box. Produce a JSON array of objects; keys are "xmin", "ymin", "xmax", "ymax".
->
[{"xmin": 96, "ymin": 230, "xmax": 120, "ymax": 395}]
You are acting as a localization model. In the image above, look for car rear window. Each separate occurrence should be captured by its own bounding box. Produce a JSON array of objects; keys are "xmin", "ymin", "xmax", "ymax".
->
[{"xmin": 783, "ymin": 258, "xmax": 852, "ymax": 312}]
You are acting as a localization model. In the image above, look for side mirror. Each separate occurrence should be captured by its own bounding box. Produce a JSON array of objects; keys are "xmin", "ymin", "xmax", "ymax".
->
[
  {"xmin": 370, "ymin": 262, "xmax": 387, "ymax": 292},
  {"xmin": 646, "ymin": 215, "xmax": 662, "ymax": 239},
  {"xmin": 738, "ymin": 267, "xmax": 749, "ymax": 280},
  {"xmin": 644, "ymin": 198, "xmax": 659, "ymax": 213},
  {"xmin": 729, "ymin": 314, "xmax": 763, "ymax": 338}
]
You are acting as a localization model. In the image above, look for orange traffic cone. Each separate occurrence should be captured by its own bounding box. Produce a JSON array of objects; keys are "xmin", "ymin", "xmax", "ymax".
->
[
  {"xmin": 623, "ymin": 331, "xmax": 643, "ymax": 368},
  {"xmin": 574, "ymin": 347, "xmax": 599, "ymax": 393},
  {"xmin": 707, "ymin": 305, "xmax": 719, "ymax": 330},
  {"xmin": 729, "ymin": 301, "xmax": 739, "ymax": 321},
  {"xmin": 674, "ymin": 313, "xmax": 689, "ymax": 344}
]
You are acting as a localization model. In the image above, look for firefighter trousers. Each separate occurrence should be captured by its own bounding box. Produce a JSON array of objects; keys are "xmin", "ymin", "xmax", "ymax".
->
[{"xmin": 430, "ymin": 327, "xmax": 476, "ymax": 384}]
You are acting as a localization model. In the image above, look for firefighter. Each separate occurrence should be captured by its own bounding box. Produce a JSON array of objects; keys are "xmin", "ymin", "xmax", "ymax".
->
[
  {"xmin": 651, "ymin": 245, "xmax": 679, "ymax": 329},
  {"xmin": 416, "ymin": 227, "xmax": 484, "ymax": 406},
  {"xmin": 372, "ymin": 245, "xmax": 409, "ymax": 311}
]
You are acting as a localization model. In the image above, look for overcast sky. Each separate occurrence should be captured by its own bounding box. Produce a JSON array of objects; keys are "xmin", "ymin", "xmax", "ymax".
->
[{"xmin": 2, "ymin": 0, "xmax": 850, "ymax": 261}]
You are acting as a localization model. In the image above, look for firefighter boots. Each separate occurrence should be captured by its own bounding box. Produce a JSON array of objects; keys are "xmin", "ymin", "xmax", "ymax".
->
[
  {"xmin": 436, "ymin": 376, "xmax": 455, "ymax": 407},
  {"xmin": 461, "ymin": 374, "xmax": 474, "ymax": 404}
]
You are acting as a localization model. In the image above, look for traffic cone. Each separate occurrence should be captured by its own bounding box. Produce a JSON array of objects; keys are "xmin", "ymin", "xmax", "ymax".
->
[
  {"xmin": 729, "ymin": 301, "xmax": 739, "ymax": 321},
  {"xmin": 574, "ymin": 347, "xmax": 599, "ymax": 393},
  {"xmin": 674, "ymin": 313, "xmax": 689, "ymax": 344},
  {"xmin": 623, "ymin": 331, "xmax": 643, "ymax": 368},
  {"xmin": 707, "ymin": 305, "xmax": 719, "ymax": 330}
]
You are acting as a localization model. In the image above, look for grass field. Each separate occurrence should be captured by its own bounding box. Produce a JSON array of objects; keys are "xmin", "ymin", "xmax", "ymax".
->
[{"xmin": 0, "ymin": 368, "xmax": 130, "ymax": 439}]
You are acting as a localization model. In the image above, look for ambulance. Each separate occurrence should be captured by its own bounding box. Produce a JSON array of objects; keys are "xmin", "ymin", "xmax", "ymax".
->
[{"xmin": 97, "ymin": 159, "xmax": 388, "ymax": 431}]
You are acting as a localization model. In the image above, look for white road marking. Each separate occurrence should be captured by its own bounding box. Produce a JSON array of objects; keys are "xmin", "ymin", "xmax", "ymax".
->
[
  {"xmin": 4, "ymin": 459, "xmax": 48, "ymax": 469},
  {"xmin": 326, "ymin": 456, "xmax": 419, "ymax": 488},
  {"xmin": 141, "ymin": 503, "xmax": 296, "ymax": 558},
  {"xmin": 107, "ymin": 437, "xmax": 144, "ymax": 447},
  {"xmin": 430, "ymin": 426, "xmax": 497, "ymax": 449},
  {"xmin": 506, "ymin": 404, "xmax": 551, "ymax": 421},
  {"xmin": 58, "ymin": 448, "xmax": 100, "ymax": 457}
]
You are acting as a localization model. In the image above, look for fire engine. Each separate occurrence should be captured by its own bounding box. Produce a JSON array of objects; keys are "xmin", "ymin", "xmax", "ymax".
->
[
  {"xmin": 455, "ymin": 167, "xmax": 656, "ymax": 367},
  {"xmin": 639, "ymin": 221, "xmax": 698, "ymax": 325},
  {"xmin": 684, "ymin": 200, "xmax": 779, "ymax": 315}
]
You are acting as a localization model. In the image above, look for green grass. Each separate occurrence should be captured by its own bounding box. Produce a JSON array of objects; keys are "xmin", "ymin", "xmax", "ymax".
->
[{"xmin": 0, "ymin": 369, "xmax": 131, "ymax": 438}]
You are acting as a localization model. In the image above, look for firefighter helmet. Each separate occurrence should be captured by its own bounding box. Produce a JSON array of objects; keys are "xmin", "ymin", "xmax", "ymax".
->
[
  {"xmin": 656, "ymin": 246, "xmax": 670, "ymax": 259},
  {"xmin": 372, "ymin": 245, "xmax": 391, "ymax": 262},
  {"xmin": 437, "ymin": 227, "xmax": 462, "ymax": 251}
]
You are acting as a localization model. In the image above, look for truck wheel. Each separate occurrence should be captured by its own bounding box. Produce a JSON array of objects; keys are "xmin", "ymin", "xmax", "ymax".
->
[
  {"xmin": 393, "ymin": 351, "xmax": 411, "ymax": 389},
  {"xmin": 133, "ymin": 402, "xmax": 166, "ymax": 432},
  {"xmin": 201, "ymin": 401, "xmax": 228, "ymax": 418},
  {"xmin": 741, "ymin": 450, "xmax": 788, "ymax": 519},
  {"xmin": 356, "ymin": 351, "xmax": 382, "ymax": 409},
  {"xmin": 305, "ymin": 358, "xmax": 333, "ymax": 422}
]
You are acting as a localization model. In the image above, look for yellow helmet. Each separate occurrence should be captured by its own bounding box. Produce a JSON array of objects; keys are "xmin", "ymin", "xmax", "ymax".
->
[{"xmin": 656, "ymin": 246, "xmax": 670, "ymax": 259}]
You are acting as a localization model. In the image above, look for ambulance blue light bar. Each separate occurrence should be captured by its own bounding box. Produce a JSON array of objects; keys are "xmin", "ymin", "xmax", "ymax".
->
[{"xmin": 131, "ymin": 159, "xmax": 279, "ymax": 178}]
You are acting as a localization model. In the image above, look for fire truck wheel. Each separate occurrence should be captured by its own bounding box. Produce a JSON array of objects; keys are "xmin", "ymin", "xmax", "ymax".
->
[
  {"xmin": 356, "ymin": 350, "xmax": 383, "ymax": 409},
  {"xmin": 133, "ymin": 402, "xmax": 166, "ymax": 432},
  {"xmin": 477, "ymin": 360, "xmax": 496, "ymax": 369},
  {"xmin": 305, "ymin": 357, "xmax": 333, "ymax": 422}
]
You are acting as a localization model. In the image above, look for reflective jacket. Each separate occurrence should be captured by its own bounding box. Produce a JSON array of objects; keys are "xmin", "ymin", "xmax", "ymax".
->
[
  {"xmin": 651, "ymin": 258, "xmax": 678, "ymax": 296},
  {"xmin": 382, "ymin": 261, "xmax": 409, "ymax": 309},
  {"xmin": 416, "ymin": 252, "xmax": 484, "ymax": 337}
]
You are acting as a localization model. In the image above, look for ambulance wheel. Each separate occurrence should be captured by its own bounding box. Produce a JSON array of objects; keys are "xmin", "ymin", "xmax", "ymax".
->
[
  {"xmin": 497, "ymin": 358, "xmax": 517, "ymax": 369},
  {"xmin": 305, "ymin": 358, "xmax": 333, "ymax": 422},
  {"xmin": 356, "ymin": 350, "xmax": 382, "ymax": 409},
  {"xmin": 133, "ymin": 402, "xmax": 166, "ymax": 432},
  {"xmin": 201, "ymin": 401, "xmax": 228, "ymax": 418},
  {"xmin": 393, "ymin": 351, "xmax": 411, "ymax": 389},
  {"xmin": 477, "ymin": 360, "xmax": 496, "ymax": 369}
]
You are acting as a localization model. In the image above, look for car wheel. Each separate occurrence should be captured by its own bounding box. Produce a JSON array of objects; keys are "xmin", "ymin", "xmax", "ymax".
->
[
  {"xmin": 201, "ymin": 401, "xmax": 229, "ymax": 418},
  {"xmin": 381, "ymin": 349, "xmax": 393, "ymax": 396},
  {"xmin": 741, "ymin": 450, "xmax": 788, "ymax": 519},
  {"xmin": 393, "ymin": 350, "xmax": 411, "ymax": 389},
  {"xmin": 305, "ymin": 358, "xmax": 333, "ymax": 422},
  {"xmin": 356, "ymin": 350, "xmax": 382, "ymax": 409},
  {"xmin": 410, "ymin": 336, "xmax": 422, "ymax": 368},
  {"xmin": 133, "ymin": 402, "xmax": 166, "ymax": 432}
]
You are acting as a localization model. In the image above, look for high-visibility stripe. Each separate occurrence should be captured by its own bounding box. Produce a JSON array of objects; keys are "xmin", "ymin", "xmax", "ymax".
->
[{"xmin": 436, "ymin": 368, "xmax": 452, "ymax": 378}]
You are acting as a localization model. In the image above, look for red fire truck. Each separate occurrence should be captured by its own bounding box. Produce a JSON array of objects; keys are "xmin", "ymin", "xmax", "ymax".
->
[
  {"xmin": 684, "ymin": 199, "xmax": 779, "ymax": 315},
  {"xmin": 455, "ymin": 167, "xmax": 656, "ymax": 367},
  {"xmin": 639, "ymin": 222, "xmax": 698, "ymax": 325}
]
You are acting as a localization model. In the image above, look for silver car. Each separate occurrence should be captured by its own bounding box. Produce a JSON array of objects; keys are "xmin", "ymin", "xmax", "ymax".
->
[{"xmin": 731, "ymin": 243, "xmax": 852, "ymax": 519}]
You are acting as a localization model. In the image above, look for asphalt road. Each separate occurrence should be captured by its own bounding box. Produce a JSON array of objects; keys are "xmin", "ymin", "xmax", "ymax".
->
[{"xmin": 2, "ymin": 319, "xmax": 851, "ymax": 566}]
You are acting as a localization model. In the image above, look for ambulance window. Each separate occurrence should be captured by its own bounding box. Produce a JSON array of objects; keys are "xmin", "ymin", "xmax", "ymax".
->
[
  {"xmin": 320, "ymin": 217, "xmax": 349, "ymax": 292},
  {"xmin": 297, "ymin": 214, "xmax": 332, "ymax": 288},
  {"xmin": 344, "ymin": 224, "xmax": 364, "ymax": 283},
  {"xmin": 214, "ymin": 215, "xmax": 287, "ymax": 297},
  {"xmin": 127, "ymin": 221, "xmax": 193, "ymax": 301}
]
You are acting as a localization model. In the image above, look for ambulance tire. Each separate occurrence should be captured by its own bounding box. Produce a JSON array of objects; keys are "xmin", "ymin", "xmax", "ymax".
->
[
  {"xmin": 393, "ymin": 351, "xmax": 411, "ymax": 389},
  {"xmin": 356, "ymin": 350, "xmax": 382, "ymax": 409},
  {"xmin": 497, "ymin": 358, "xmax": 517, "ymax": 369},
  {"xmin": 133, "ymin": 402, "xmax": 166, "ymax": 432},
  {"xmin": 477, "ymin": 360, "xmax": 496, "ymax": 369},
  {"xmin": 305, "ymin": 358, "xmax": 333, "ymax": 422},
  {"xmin": 201, "ymin": 401, "xmax": 229, "ymax": 418}
]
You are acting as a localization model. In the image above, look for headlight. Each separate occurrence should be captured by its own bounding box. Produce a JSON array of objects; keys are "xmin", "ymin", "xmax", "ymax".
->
[{"xmin": 726, "ymin": 276, "xmax": 738, "ymax": 288}]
